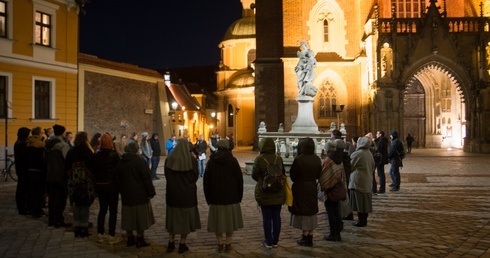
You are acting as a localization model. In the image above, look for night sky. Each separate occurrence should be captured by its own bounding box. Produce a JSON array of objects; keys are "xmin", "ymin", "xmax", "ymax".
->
[{"xmin": 79, "ymin": 0, "xmax": 243, "ymax": 69}]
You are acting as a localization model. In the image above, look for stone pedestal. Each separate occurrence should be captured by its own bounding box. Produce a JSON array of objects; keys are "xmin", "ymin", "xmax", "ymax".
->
[{"xmin": 290, "ymin": 95, "xmax": 319, "ymax": 133}]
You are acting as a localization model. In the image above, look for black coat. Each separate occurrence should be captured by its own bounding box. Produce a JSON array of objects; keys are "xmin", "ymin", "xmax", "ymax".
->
[
  {"xmin": 117, "ymin": 153, "xmax": 155, "ymax": 206},
  {"xmin": 289, "ymin": 152, "xmax": 321, "ymax": 216},
  {"xmin": 203, "ymin": 149, "xmax": 243, "ymax": 205},
  {"xmin": 164, "ymin": 158, "xmax": 199, "ymax": 208},
  {"xmin": 375, "ymin": 136, "xmax": 389, "ymax": 165}
]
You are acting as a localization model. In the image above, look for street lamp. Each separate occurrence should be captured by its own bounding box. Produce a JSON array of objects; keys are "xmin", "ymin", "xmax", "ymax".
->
[{"xmin": 332, "ymin": 104, "xmax": 345, "ymax": 129}]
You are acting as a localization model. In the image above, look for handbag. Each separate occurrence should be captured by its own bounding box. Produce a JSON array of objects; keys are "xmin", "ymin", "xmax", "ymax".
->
[
  {"xmin": 284, "ymin": 176, "xmax": 293, "ymax": 207},
  {"xmin": 326, "ymin": 180, "xmax": 347, "ymax": 202}
]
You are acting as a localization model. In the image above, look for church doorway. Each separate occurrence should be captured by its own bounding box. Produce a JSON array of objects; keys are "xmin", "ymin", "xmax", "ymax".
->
[{"xmin": 403, "ymin": 62, "xmax": 466, "ymax": 149}]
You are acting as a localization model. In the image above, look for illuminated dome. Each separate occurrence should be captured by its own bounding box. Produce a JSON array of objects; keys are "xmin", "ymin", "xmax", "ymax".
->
[
  {"xmin": 228, "ymin": 72, "xmax": 255, "ymax": 88},
  {"xmin": 222, "ymin": 16, "xmax": 255, "ymax": 41}
]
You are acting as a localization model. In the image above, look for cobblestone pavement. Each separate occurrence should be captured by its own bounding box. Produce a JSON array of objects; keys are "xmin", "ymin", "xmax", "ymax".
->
[{"xmin": 0, "ymin": 147, "xmax": 489, "ymax": 257}]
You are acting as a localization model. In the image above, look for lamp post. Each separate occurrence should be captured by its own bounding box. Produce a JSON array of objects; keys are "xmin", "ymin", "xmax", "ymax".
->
[{"xmin": 332, "ymin": 104, "xmax": 345, "ymax": 129}]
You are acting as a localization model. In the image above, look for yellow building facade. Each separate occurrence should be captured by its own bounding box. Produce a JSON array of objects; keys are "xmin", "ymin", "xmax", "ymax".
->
[{"xmin": 0, "ymin": 0, "xmax": 79, "ymax": 158}]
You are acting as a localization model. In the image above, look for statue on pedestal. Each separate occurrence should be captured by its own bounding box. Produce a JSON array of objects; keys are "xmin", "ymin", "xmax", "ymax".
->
[{"xmin": 295, "ymin": 42, "xmax": 318, "ymax": 97}]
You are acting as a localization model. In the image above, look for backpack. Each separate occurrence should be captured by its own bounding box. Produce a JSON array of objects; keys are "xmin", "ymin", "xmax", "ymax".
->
[
  {"xmin": 397, "ymin": 142, "xmax": 406, "ymax": 160},
  {"xmin": 261, "ymin": 155, "xmax": 285, "ymax": 193}
]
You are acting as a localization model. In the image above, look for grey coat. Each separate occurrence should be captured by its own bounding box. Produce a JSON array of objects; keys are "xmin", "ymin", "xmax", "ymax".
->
[{"xmin": 349, "ymin": 137, "xmax": 375, "ymax": 193}]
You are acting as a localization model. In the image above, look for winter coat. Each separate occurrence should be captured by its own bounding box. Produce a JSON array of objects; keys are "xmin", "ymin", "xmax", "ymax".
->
[
  {"xmin": 349, "ymin": 137, "xmax": 375, "ymax": 193},
  {"xmin": 117, "ymin": 153, "xmax": 155, "ymax": 206},
  {"xmin": 289, "ymin": 138, "xmax": 321, "ymax": 216},
  {"xmin": 252, "ymin": 138, "xmax": 286, "ymax": 206},
  {"xmin": 44, "ymin": 136, "xmax": 69, "ymax": 183},
  {"xmin": 375, "ymin": 136, "xmax": 389, "ymax": 165},
  {"xmin": 164, "ymin": 158, "xmax": 199, "ymax": 208},
  {"xmin": 149, "ymin": 135, "xmax": 161, "ymax": 156},
  {"xmin": 203, "ymin": 149, "xmax": 243, "ymax": 205},
  {"xmin": 25, "ymin": 135, "xmax": 46, "ymax": 172},
  {"xmin": 92, "ymin": 149, "xmax": 120, "ymax": 184}
]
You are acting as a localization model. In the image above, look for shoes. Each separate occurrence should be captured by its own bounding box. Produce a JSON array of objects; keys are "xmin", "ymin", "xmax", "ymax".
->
[
  {"xmin": 167, "ymin": 241, "xmax": 175, "ymax": 252},
  {"xmin": 178, "ymin": 243, "xmax": 189, "ymax": 254},
  {"xmin": 74, "ymin": 227, "xmax": 82, "ymax": 237},
  {"xmin": 306, "ymin": 234, "xmax": 313, "ymax": 247},
  {"xmin": 218, "ymin": 244, "xmax": 224, "ymax": 252},
  {"xmin": 97, "ymin": 233, "xmax": 107, "ymax": 243},
  {"xmin": 136, "ymin": 236, "xmax": 150, "ymax": 248},
  {"xmin": 324, "ymin": 234, "xmax": 342, "ymax": 242},
  {"xmin": 261, "ymin": 240, "xmax": 272, "ymax": 248},
  {"xmin": 390, "ymin": 188, "xmax": 400, "ymax": 191},
  {"xmin": 126, "ymin": 235, "xmax": 136, "ymax": 247},
  {"xmin": 108, "ymin": 235, "xmax": 122, "ymax": 245},
  {"xmin": 297, "ymin": 235, "xmax": 309, "ymax": 246},
  {"xmin": 353, "ymin": 221, "xmax": 367, "ymax": 227},
  {"xmin": 81, "ymin": 227, "xmax": 91, "ymax": 237},
  {"xmin": 225, "ymin": 244, "xmax": 232, "ymax": 253},
  {"xmin": 389, "ymin": 183, "xmax": 394, "ymax": 187},
  {"xmin": 342, "ymin": 213, "xmax": 354, "ymax": 220},
  {"xmin": 378, "ymin": 189, "xmax": 385, "ymax": 193},
  {"xmin": 272, "ymin": 242, "xmax": 278, "ymax": 248}
]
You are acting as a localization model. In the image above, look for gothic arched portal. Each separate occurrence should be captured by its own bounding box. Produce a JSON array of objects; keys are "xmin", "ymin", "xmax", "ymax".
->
[{"xmin": 404, "ymin": 62, "xmax": 466, "ymax": 149}]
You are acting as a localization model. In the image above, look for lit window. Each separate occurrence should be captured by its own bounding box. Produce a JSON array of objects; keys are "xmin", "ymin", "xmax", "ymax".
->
[
  {"xmin": 35, "ymin": 11, "xmax": 51, "ymax": 46},
  {"xmin": 391, "ymin": 0, "xmax": 422, "ymax": 18},
  {"xmin": 34, "ymin": 80, "xmax": 51, "ymax": 119},
  {"xmin": 0, "ymin": 1, "xmax": 6, "ymax": 38},
  {"xmin": 318, "ymin": 79, "xmax": 338, "ymax": 118},
  {"xmin": 323, "ymin": 20, "xmax": 329, "ymax": 42}
]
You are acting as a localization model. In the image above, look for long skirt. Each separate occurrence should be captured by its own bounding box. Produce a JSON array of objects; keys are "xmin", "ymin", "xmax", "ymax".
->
[
  {"xmin": 121, "ymin": 202, "xmax": 155, "ymax": 231},
  {"xmin": 207, "ymin": 203, "xmax": 244, "ymax": 234},
  {"xmin": 349, "ymin": 189, "xmax": 373, "ymax": 213},
  {"xmin": 290, "ymin": 214, "xmax": 318, "ymax": 231},
  {"xmin": 166, "ymin": 206, "xmax": 201, "ymax": 234}
]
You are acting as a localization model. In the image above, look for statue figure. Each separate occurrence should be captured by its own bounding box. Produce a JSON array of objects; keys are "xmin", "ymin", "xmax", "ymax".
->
[
  {"xmin": 258, "ymin": 121, "xmax": 267, "ymax": 133},
  {"xmin": 295, "ymin": 42, "xmax": 318, "ymax": 97}
]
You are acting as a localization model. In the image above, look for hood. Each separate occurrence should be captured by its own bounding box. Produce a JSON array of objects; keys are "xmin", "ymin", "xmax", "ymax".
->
[
  {"xmin": 27, "ymin": 135, "xmax": 45, "ymax": 148},
  {"xmin": 327, "ymin": 148, "xmax": 343, "ymax": 165},
  {"xmin": 356, "ymin": 136, "xmax": 372, "ymax": 150},
  {"xmin": 210, "ymin": 149, "xmax": 234, "ymax": 164},
  {"xmin": 390, "ymin": 130, "xmax": 399, "ymax": 139},
  {"xmin": 259, "ymin": 138, "xmax": 276, "ymax": 154},
  {"xmin": 17, "ymin": 127, "xmax": 31, "ymax": 141}
]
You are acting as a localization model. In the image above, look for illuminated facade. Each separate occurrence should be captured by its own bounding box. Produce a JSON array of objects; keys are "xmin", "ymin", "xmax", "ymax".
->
[
  {"xmin": 220, "ymin": 0, "xmax": 490, "ymax": 152},
  {"xmin": 0, "ymin": 0, "xmax": 79, "ymax": 157}
]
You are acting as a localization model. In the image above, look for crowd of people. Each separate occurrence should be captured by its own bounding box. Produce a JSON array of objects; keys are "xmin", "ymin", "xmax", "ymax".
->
[{"xmin": 12, "ymin": 123, "xmax": 408, "ymax": 253}]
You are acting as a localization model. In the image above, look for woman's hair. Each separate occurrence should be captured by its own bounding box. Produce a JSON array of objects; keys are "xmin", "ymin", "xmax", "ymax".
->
[
  {"xmin": 90, "ymin": 132, "xmax": 101, "ymax": 148},
  {"xmin": 74, "ymin": 131, "xmax": 94, "ymax": 152}
]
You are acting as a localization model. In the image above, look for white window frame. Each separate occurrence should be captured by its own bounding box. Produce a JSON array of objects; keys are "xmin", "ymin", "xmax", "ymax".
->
[
  {"xmin": 32, "ymin": 0, "xmax": 58, "ymax": 48},
  {"xmin": 0, "ymin": 72, "xmax": 13, "ymax": 119},
  {"xmin": 32, "ymin": 76, "xmax": 56, "ymax": 120}
]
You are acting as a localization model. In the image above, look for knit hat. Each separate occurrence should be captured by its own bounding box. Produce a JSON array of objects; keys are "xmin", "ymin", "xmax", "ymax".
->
[
  {"xmin": 141, "ymin": 132, "xmax": 149, "ymax": 138},
  {"xmin": 217, "ymin": 139, "xmax": 230, "ymax": 150},
  {"xmin": 334, "ymin": 139, "xmax": 346, "ymax": 149},
  {"xmin": 53, "ymin": 124, "xmax": 66, "ymax": 136},
  {"xmin": 100, "ymin": 133, "xmax": 113, "ymax": 150}
]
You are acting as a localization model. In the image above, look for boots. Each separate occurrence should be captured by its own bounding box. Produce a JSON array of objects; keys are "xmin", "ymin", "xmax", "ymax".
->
[
  {"xmin": 126, "ymin": 235, "xmax": 136, "ymax": 247},
  {"xmin": 136, "ymin": 236, "xmax": 150, "ymax": 248},
  {"xmin": 80, "ymin": 227, "xmax": 91, "ymax": 237},
  {"xmin": 353, "ymin": 213, "xmax": 368, "ymax": 227},
  {"xmin": 297, "ymin": 234, "xmax": 309, "ymax": 246},
  {"xmin": 307, "ymin": 234, "xmax": 313, "ymax": 247},
  {"xmin": 74, "ymin": 227, "xmax": 82, "ymax": 237}
]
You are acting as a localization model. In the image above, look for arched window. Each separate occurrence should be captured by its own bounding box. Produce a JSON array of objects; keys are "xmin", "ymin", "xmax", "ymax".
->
[
  {"xmin": 323, "ymin": 20, "xmax": 329, "ymax": 42},
  {"xmin": 228, "ymin": 104, "xmax": 234, "ymax": 127},
  {"xmin": 318, "ymin": 79, "xmax": 337, "ymax": 118}
]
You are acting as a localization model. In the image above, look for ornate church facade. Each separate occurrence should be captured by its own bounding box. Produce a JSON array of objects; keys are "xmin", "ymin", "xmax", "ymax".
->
[{"xmin": 218, "ymin": 0, "xmax": 490, "ymax": 152}]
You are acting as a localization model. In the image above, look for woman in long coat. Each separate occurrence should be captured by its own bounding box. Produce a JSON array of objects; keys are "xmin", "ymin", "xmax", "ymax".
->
[
  {"xmin": 117, "ymin": 141, "xmax": 155, "ymax": 248},
  {"xmin": 65, "ymin": 132, "xmax": 95, "ymax": 238},
  {"xmin": 165, "ymin": 138, "xmax": 201, "ymax": 254},
  {"xmin": 203, "ymin": 139, "xmax": 243, "ymax": 253},
  {"xmin": 289, "ymin": 137, "xmax": 322, "ymax": 247},
  {"xmin": 349, "ymin": 136, "xmax": 375, "ymax": 227}
]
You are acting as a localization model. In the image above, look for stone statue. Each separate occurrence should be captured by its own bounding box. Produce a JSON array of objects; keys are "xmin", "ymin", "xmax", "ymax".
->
[
  {"xmin": 295, "ymin": 42, "xmax": 318, "ymax": 97},
  {"xmin": 258, "ymin": 121, "xmax": 267, "ymax": 133}
]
